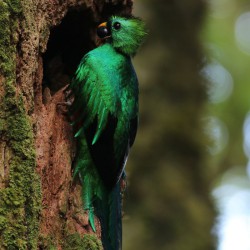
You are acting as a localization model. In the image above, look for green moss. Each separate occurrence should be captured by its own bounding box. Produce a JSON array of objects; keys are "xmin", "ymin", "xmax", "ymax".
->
[
  {"xmin": 63, "ymin": 234, "xmax": 103, "ymax": 250},
  {"xmin": 0, "ymin": 1, "xmax": 13, "ymax": 76},
  {"xmin": 38, "ymin": 235, "xmax": 57, "ymax": 250},
  {"xmin": 0, "ymin": 95, "xmax": 41, "ymax": 249},
  {"xmin": 0, "ymin": 215, "xmax": 7, "ymax": 230},
  {"xmin": 6, "ymin": 0, "xmax": 22, "ymax": 14},
  {"xmin": 0, "ymin": 0, "xmax": 41, "ymax": 249},
  {"xmin": 0, "ymin": 118, "xmax": 5, "ymax": 134},
  {"xmin": 0, "ymin": 94, "xmax": 41, "ymax": 249},
  {"xmin": 82, "ymin": 234, "xmax": 103, "ymax": 250},
  {"xmin": 0, "ymin": 0, "xmax": 21, "ymax": 76},
  {"xmin": 38, "ymin": 234, "xmax": 103, "ymax": 250}
]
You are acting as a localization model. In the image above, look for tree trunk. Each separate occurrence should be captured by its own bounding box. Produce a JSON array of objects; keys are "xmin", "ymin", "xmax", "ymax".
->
[{"xmin": 0, "ymin": 1, "xmax": 132, "ymax": 249}]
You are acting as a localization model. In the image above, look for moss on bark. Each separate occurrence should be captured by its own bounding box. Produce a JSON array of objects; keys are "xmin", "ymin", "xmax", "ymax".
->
[
  {"xmin": 38, "ymin": 233, "xmax": 103, "ymax": 250},
  {"xmin": 63, "ymin": 234, "xmax": 103, "ymax": 250},
  {"xmin": 0, "ymin": 1, "xmax": 132, "ymax": 249},
  {"xmin": 0, "ymin": 1, "xmax": 41, "ymax": 249}
]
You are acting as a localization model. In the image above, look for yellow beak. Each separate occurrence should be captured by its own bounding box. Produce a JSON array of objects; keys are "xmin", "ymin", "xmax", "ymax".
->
[{"xmin": 98, "ymin": 22, "xmax": 107, "ymax": 28}]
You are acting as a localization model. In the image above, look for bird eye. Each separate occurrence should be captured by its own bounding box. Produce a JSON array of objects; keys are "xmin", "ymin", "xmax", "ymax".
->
[{"xmin": 113, "ymin": 22, "xmax": 121, "ymax": 30}]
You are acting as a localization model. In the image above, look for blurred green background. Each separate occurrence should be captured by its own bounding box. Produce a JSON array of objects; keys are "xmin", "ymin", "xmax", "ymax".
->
[{"xmin": 123, "ymin": 1, "xmax": 250, "ymax": 250}]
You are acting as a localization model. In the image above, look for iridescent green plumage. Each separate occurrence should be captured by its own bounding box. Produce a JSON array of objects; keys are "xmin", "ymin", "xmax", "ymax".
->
[{"xmin": 69, "ymin": 16, "xmax": 147, "ymax": 250}]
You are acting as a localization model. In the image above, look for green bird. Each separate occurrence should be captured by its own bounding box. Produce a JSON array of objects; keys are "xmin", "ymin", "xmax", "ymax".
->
[{"xmin": 69, "ymin": 15, "xmax": 147, "ymax": 250}]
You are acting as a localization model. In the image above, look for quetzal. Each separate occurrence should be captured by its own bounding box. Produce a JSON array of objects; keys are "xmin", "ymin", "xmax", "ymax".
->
[{"xmin": 68, "ymin": 15, "xmax": 147, "ymax": 250}]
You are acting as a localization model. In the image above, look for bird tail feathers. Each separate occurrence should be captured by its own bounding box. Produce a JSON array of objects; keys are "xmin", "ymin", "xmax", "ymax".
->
[{"xmin": 95, "ymin": 183, "xmax": 122, "ymax": 250}]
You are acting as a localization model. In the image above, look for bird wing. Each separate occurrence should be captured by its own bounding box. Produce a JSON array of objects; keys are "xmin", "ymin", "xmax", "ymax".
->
[
  {"xmin": 69, "ymin": 53, "xmax": 118, "ymax": 144},
  {"xmin": 70, "ymin": 49, "xmax": 138, "ymax": 188}
]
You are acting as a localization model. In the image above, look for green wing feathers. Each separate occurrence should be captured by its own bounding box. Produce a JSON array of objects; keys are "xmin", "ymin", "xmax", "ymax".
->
[
  {"xmin": 70, "ymin": 54, "xmax": 116, "ymax": 141},
  {"xmin": 73, "ymin": 137, "xmax": 102, "ymax": 232}
]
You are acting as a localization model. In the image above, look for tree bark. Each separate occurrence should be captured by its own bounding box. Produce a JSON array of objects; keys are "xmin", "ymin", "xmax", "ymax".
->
[{"xmin": 0, "ymin": 1, "xmax": 132, "ymax": 249}]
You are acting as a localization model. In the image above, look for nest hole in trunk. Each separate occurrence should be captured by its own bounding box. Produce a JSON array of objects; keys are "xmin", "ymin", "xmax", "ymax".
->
[{"xmin": 42, "ymin": 8, "xmax": 96, "ymax": 96}]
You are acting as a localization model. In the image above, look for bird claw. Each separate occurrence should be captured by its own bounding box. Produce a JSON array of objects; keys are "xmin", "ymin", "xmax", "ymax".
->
[
  {"xmin": 57, "ymin": 101, "xmax": 72, "ymax": 107},
  {"xmin": 56, "ymin": 101, "xmax": 72, "ymax": 115}
]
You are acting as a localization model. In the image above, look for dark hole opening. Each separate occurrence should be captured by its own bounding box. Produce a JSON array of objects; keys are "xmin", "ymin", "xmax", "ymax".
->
[{"xmin": 42, "ymin": 8, "xmax": 96, "ymax": 95}]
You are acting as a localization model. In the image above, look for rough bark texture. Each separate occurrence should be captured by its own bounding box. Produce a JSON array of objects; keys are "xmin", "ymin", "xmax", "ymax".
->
[{"xmin": 0, "ymin": 0, "xmax": 132, "ymax": 249}]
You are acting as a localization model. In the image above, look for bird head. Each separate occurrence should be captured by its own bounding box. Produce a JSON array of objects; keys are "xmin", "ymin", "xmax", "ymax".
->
[{"xmin": 97, "ymin": 16, "xmax": 147, "ymax": 56}]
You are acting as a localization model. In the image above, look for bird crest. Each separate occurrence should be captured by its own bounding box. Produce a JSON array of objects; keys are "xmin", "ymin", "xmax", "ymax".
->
[{"xmin": 97, "ymin": 16, "xmax": 147, "ymax": 56}]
